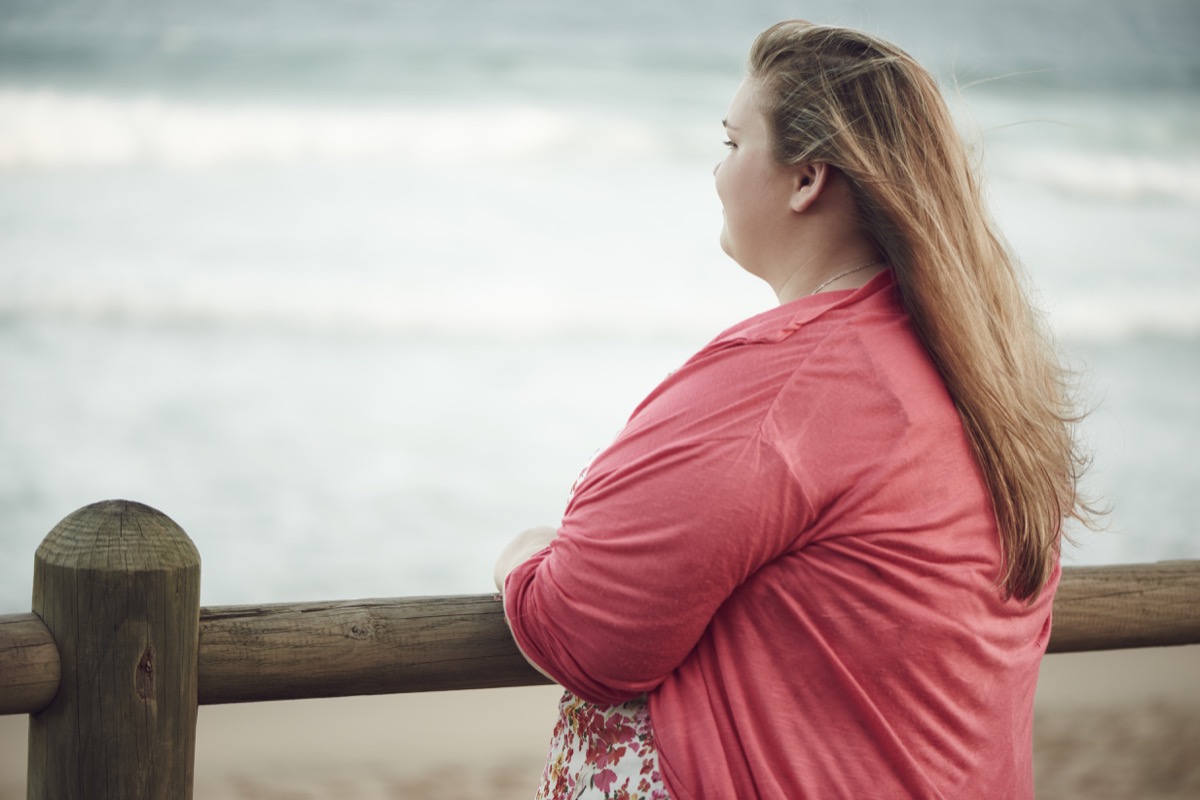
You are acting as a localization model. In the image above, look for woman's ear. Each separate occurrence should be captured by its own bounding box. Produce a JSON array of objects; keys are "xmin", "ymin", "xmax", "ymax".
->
[{"xmin": 789, "ymin": 162, "xmax": 832, "ymax": 214}]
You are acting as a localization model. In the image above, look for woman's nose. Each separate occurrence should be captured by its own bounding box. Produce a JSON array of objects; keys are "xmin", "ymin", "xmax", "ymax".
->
[{"xmin": 713, "ymin": 162, "xmax": 719, "ymax": 177}]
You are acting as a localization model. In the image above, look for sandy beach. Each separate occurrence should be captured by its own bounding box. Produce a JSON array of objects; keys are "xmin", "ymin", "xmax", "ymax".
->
[{"xmin": 1, "ymin": 645, "xmax": 1197, "ymax": 799}]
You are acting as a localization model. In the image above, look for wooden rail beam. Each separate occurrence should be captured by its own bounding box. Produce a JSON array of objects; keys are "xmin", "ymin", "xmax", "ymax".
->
[
  {"xmin": 198, "ymin": 594, "xmax": 550, "ymax": 705},
  {"xmin": 3, "ymin": 560, "xmax": 1199, "ymax": 715},
  {"xmin": 0, "ymin": 613, "xmax": 59, "ymax": 714},
  {"xmin": 1046, "ymin": 561, "xmax": 1200, "ymax": 652}
]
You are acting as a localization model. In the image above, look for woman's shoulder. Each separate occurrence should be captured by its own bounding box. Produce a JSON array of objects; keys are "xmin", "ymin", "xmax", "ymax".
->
[{"xmin": 706, "ymin": 269, "xmax": 902, "ymax": 351}]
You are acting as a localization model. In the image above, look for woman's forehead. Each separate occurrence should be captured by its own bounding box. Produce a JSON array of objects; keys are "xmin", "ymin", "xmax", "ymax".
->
[{"xmin": 724, "ymin": 78, "xmax": 767, "ymax": 130}]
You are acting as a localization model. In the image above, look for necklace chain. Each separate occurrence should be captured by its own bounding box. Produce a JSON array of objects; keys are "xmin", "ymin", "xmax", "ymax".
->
[{"xmin": 810, "ymin": 259, "xmax": 884, "ymax": 295}]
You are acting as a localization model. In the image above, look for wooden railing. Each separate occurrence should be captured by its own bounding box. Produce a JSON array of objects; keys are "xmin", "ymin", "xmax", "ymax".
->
[{"xmin": 2, "ymin": 500, "xmax": 1199, "ymax": 797}]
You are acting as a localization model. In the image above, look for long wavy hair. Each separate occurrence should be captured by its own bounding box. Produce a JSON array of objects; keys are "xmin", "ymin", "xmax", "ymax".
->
[{"xmin": 748, "ymin": 21, "xmax": 1094, "ymax": 600}]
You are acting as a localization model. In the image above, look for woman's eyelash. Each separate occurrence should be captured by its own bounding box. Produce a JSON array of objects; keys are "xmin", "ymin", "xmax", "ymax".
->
[{"xmin": 723, "ymin": 140, "xmax": 736, "ymax": 148}]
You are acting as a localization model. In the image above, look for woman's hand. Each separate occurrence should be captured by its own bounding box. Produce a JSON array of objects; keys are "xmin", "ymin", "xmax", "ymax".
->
[
  {"xmin": 493, "ymin": 525, "xmax": 558, "ymax": 592},
  {"xmin": 495, "ymin": 525, "xmax": 560, "ymax": 682}
]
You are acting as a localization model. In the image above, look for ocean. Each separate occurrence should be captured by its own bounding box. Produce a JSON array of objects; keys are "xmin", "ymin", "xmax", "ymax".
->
[{"xmin": 1, "ymin": 0, "xmax": 1197, "ymax": 609}]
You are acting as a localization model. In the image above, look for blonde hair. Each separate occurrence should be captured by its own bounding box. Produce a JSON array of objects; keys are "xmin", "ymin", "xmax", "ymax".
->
[{"xmin": 748, "ymin": 21, "xmax": 1093, "ymax": 600}]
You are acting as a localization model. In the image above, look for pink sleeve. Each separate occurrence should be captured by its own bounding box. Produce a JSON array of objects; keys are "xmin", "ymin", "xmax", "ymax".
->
[{"xmin": 503, "ymin": 432, "xmax": 813, "ymax": 706}]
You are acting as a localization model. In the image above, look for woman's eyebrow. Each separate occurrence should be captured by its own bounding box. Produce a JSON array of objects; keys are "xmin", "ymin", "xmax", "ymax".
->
[{"xmin": 722, "ymin": 119, "xmax": 739, "ymax": 131}]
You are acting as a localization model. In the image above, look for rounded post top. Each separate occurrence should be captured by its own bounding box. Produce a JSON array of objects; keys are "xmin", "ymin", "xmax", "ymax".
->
[{"xmin": 36, "ymin": 499, "xmax": 200, "ymax": 572}]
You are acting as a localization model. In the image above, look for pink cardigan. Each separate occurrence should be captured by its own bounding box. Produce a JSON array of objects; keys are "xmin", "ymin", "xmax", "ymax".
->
[{"xmin": 505, "ymin": 272, "xmax": 1057, "ymax": 799}]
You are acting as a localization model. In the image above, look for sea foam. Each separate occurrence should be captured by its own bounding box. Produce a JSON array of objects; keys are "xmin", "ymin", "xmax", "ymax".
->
[{"xmin": 0, "ymin": 88, "xmax": 680, "ymax": 170}]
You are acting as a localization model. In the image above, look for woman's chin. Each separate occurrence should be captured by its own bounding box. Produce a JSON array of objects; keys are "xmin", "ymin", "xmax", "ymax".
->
[{"xmin": 718, "ymin": 229, "xmax": 733, "ymax": 259}]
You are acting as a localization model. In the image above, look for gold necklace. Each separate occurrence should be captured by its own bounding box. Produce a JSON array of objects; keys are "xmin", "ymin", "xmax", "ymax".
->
[{"xmin": 810, "ymin": 259, "xmax": 884, "ymax": 295}]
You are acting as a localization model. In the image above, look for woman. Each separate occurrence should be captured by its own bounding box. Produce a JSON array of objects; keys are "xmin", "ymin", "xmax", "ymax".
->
[{"xmin": 495, "ymin": 20, "xmax": 1091, "ymax": 799}]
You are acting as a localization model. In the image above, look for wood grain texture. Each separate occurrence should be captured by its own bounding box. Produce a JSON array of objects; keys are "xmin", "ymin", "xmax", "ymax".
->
[
  {"xmin": 26, "ymin": 500, "xmax": 201, "ymax": 800},
  {"xmin": 0, "ymin": 614, "xmax": 59, "ymax": 715},
  {"xmin": 1047, "ymin": 561, "xmax": 1200, "ymax": 653},
  {"xmin": 198, "ymin": 594, "xmax": 551, "ymax": 704},
  {"xmin": 3, "ymin": 561, "xmax": 1197, "ymax": 714}
]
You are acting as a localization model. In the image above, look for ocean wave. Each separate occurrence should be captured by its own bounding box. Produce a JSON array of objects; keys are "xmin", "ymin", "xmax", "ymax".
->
[
  {"xmin": 991, "ymin": 148, "xmax": 1200, "ymax": 203},
  {"xmin": 5, "ymin": 87, "xmax": 1198, "ymax": 198},
  {"xmin": 3, "ymin": 280, "xmax": 1198, "ymax": 344},
  {"xmin": 0, "ymin": 282, "xmax": 717, "ymax": 341},
  {"xmin": 1049, "ymin": 288, "xmax": 1200, "ymax": 342},
  {"xmin": 0, "ymin": 88, "xmax": 677, "ymax": 170}
]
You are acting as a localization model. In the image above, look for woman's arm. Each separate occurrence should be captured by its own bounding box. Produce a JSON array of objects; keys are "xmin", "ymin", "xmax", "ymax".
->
[
  {"xmin": 494, "ymin": 525, "xmax": 557, "ymax": 592},
  {"xmin": 494, "ymin": 526, "xmax": 560, "ymax": 681},
  {"xmin": 502, "ymin": 433, "xmax": 813, "ymax": 705}
]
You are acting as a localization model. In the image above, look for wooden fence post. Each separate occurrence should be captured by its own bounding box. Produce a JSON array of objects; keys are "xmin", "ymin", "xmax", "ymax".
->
[{"xmin": 27, "ymin": 500, "xmax": 201, "ymax": 799}]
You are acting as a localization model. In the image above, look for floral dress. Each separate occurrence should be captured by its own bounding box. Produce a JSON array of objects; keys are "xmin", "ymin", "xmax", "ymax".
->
[{"xmin": 535, "ymin": 691, "xmax": 672, "ymax": 800}]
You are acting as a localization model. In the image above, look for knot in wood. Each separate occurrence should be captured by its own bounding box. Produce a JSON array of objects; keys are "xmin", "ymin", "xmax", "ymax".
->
[
  {"xmin": 135, "ymin": 646, "xmax": 155, "ymax": 700},
  {"xmin": 348, "ymin": 624, "xmax": 373, "ymax": 640}
]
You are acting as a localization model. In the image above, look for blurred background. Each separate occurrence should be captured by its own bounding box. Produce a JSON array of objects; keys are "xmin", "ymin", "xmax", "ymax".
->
[{"xmin": 1, "ymin": 0, "xmax": 1197, "ymax": 613}]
